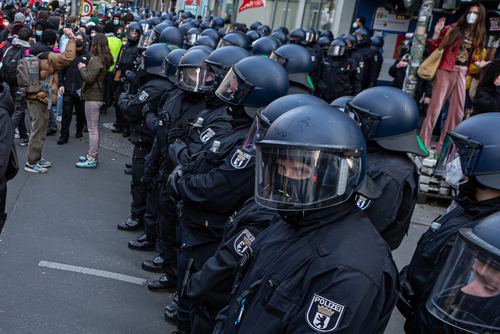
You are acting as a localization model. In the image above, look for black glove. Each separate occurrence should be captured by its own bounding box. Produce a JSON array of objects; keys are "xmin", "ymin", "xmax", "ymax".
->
[
  {"xmin": 396, "ymin": 266, "xmax": 416, "ymax": 320},
  {"xmin": 399, "ymin": 267, "xmax": 415, "ymax": 298},
  {"xmin": 168, "ymin": 126, "xmax": 188, "ymax": 145},
  {"xmin": 123, "ymin": 81, "xmax": 131, "ymax": 93},
  {"xmin": 141, "ymin": 175, "xmax": 153, "ymax": 193},
  {"xmin": 167, "ymin": 165, "xmax": 187, "ymax": 202}
]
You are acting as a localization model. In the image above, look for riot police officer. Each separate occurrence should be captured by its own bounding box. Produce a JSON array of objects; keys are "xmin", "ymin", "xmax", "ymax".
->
[
  {"xmin": 289, "ymin": 28, "xmax": 323, "ymax": 88},
  {"xmin": 342, "ymin": 34, "xmax": 364, "ymax": 85},
  {"xmin": 166, "ymin": 56, "xmax": 289, "ymax": 334},
  {"xmin": 399, "ymin": 113, "xmax": 500, "ymax": 334},
  {"xmin": 370, "ymin": 35, "xmax": 384, "ymax": 87},
  {"xmin": 347, "ymin": 87, "xmax": 428, "ymax": 250},
  {"xmin": 427, "ymin": 212, "xmax": 500, "ymax": 333},
  {"xmin": 116, "ymin": 44, "xmax": 171, "ymax": 237},
  {"xmin": 113, "ymin": 22, "xmax": 143, "ymax": 137},
  {"xmin": 353, "ymin": 28, "xmax": 377, "ymax": 90},
  {"xmin": 212, "ymin": 104, "xmax": 397, "ymax": 334},
  {"xmin": 250, "ymin": 36, "xmax": 280, "ymax": 57},
  {"xmin": 316, "ymin": 39, "xmax": 361, "ymax": 103},
  {"xmin": 270, "ymin": 44, "xmax": 314, "ymax": 95},
  {"xmin": 185, "ymin": 94, "xmax": 330, "ymax": 334}
]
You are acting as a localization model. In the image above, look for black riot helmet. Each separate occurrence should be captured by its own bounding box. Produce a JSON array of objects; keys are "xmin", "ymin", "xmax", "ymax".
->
[
  {"xmin": 149, "ymin": 21, "xmax": 173, "ymax": 43},
  {"xmin": 194, "ymin": 36, "xmax": 217, "ymax": 49},
  {"xmin": 204, "ymin": 14, "xmax": 213, "ymax": 22},
  {"xmin": 249, "ymin": 21, "xmax": 261, "ymax": 30},
  {"xmin": 330, "ymin": 95, "xmax": 354, "ymax": 112},
  {"xmin": 159, "ymin": 27, "xmax": 184, "ymax": 48},
  {"xmin": 181, "ymin": 11, "xmax": 193, "ymax": 20},
  {"xmin": 327, "ymin": 39, "xmax": 347, "ymax": 59},
  {"xmin": 176, "ymin": 48, "xmax": 211, "ymax": 93},
  {"xmin": 215, "ymin": 57, "xmax": 289, "ymax": 110},
  {"xmin": 188, "ymin": 45, "xmax": 215, "ymax": 53},
  {"xmin": 159, "ymin": 48, "xmax": 187, "ymax": 83},
  {"xmin": 346, "ymin": 87, "xmax": 429, "ymax": 156},
  {"xmin": 191, "ymin": 19, "xmax": 201, "ymax": 28},
  {"xmin": 320, "ymin": 30, "xmax": 333, "ymax": 38},
  {"xmin": 354, "ymin": 27, "xmax": 371, "ymax": 45},
  {"xmin": 186, "ymin": 27, "xmax": 202, "ymax": 46},
  {"xmin": 434, "ymin": 113, "xmax": 500, "ymax": 191},
  {"xmin": 371, "ymin": 36, "xmax": 384, "ymax": 49},
  {"xmin": 138, "ymin": 29, "xmax": 152, "ymax": 49},
  {"xmin": 242, "ymin": 94, "xmax": 329, "ymax": 155},
  {"xmin": 149, "ymin": 16, "xmax": 161, "ymax": 26},
  {"xmin": 200, "ymin": 20, "xmax": 210, "ymax": 30},
  {"xmin": 303, "ymin": 28, "xmax": 316, "ymax": 44},
  {"xmin": 139, "ymin": 19, "xmax": 150, "ymax": 32},
  {"xmin": 198, "ymin": 46, "xmax": 252, "ymax": 93},
  {"xmin": 342, "ymin": 34, "xmax": 358, "ymax": 51},
  {"xmin": 271, "ymin": 31, "xmax": 287, "ymax": 45},
  {"xmin": 427, "ymin": 212, "xmax": 500, "ymax": 333},
  {"xmin": 246, "ymin": 30, "xmax": 261, "ymax": 44},
  {"xmin": 251, "ymin": 36, "xmax": 280, "ymax": 57},
  {"xmin": 270, "ymin": 44, "xmax": 313, "ymax": 91},
  {"xmin": 179, "ymin": 22, "xmax": 195, "ymax": 35},
  {"xmin": 337, "ymin": 33, "xmax": 345, "ymax": 39},
  {"xmin": 161, "ymin": 13, "xmax": 171, "ymax": 21},
  {"xmin": 274, "ymin": 26, "xmax": 287, "ymax": 33},
  {"xmin": 257, "ymin": 24, "xmax": 270, "ymax": 36},
  {"xmin": 317, "ymin": 36, "xmax": 333, "ymax": 51},
  {"xmin": 141, "ymin": 43, "xmax": 171, "ymax": 76},
  {"xmin": 289, "ymin": 28, "xmax": 305, "ymax": 44},
  {"xmin": 218, "ymin": 28, "xmax": 227, "ymax": 37},
  {"xmin": 126, "ymin": 22, "xmax": 143, "ymax": 43},
  {"xmin": 255, "ymin": 105, "xmax": 368, "ymax": 217},
  {"xmin": 201, "ymin": 28, "xmax": 220, "ymax": 44},
  {"xmin": 210, "ymin": 17, "xmax": 225, "ymax": 30},
  {"xmin": 217, "ymin": 32, "xmax": 248, "ymax": 50}
]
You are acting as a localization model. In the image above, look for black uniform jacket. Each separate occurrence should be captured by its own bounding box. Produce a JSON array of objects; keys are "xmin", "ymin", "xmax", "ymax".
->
[{"xmin": 215, "ymin": 198, "xmax": 399, "ymax": 334}]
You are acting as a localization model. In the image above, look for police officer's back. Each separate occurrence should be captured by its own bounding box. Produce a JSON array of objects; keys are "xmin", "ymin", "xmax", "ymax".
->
[
  {"xmin": 213, "ymin": 105, "xmax": 398, "ymax": 334},
  {"xmin": 270, "ymin": 44, "xmax": 314, "ymax": 95},
  {"xmin": 353, "ymin": 28, "xmax": 376, "ymax": 90},
  {"xmin": 348, "ymin": 87, "xmax": 428, "ymax": 250}
]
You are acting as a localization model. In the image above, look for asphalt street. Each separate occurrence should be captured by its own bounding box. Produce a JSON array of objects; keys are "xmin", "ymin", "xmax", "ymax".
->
[{"xmin": 0, "ymin": 111, "xmax": 447, "ymax": 334}]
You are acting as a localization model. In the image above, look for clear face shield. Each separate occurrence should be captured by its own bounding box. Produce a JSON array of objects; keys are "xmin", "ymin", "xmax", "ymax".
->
[
  {"xmin": 255, "ymin": 145, "xmax": 363, "ymax": 211},
  {"xmin": 427, "ymin": 230, "xmax": 500, "ymax": 333},
  {"xmin": 215, "ymin": 66, "xmax": 254, "ymax": 105},
  {"xmin": 344, "ymin": 101, "xmax": 382, "ymax": 140},
  {"xmin": 226, "ymin": 25, "xmax": 238, "ymax": 34},
  {"xmin": 186, "ymin": 33, "xmax": 200, "ymax": 46},
  {"xmin": 217, "ymin": 38, "xmax": 238, "ymax": 49},
  {"xmin": 304, "ymin": 32, "xmax": 315, "ymax": 43},
  {"xmin": 126, "ymin": 28, "xmax": 141, "ymax": 40},
  {"xmin": 198, "ymin": 61, "xmax": 229, "ymax": 92},
  {"xmin": 140, "ymin": 23, "xmax": 150, "ymax": 32},
  {"xmin": 241, "ymin": 114, "xmax": 270, "ymax": 154},
  {"xmin": 176, "ymin": 66, "xmax": 203, "ymax": 92},
  {"xmin": 434, "ymin": 132, "xmax": 483, "ymax": 187},
  {"xmin": 138, "ymin": 33, "xmax": 152, "ymax": 48},
  {"xmin": 327, "ymin": 45, "xmax": 346, "ymax": 57},
  {"xmin": 270, "ymin": 51, "xmax": 288, "ymax": 67}
]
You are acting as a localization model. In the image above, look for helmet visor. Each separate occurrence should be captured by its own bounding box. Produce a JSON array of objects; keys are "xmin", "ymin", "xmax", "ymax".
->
[
  {"xmin": 215, "ymin": 67, "xmax": 254, "ymax": 105},
  {"xmin": 138, "ymin": 33, "xmax": 152, "ymax": 48},
  {"xmin": 226, "ymin": 25, "xmax": 238, "ymax": 34},
  {"xmin": 304, "ymin": 32, "xmax": 315, "ymax": 43},
  {"xmin": 217, "ymin": 38, "xmax": 237, "ymax": 49},
  {"xmin": 199, "ymin": 62, "xmax": 227, "ymax": 91},
  {"xmin": 344, "ymin": 101, "xmax": 381, "ymax": 140},
  {"xmin": 270, "ymin": 51, "xmax": 288, "ymax": 68},
  {"xmin": 126, "ymin": 27, "xmax": 141, "ymax": 39},
  {"xmin": 434, "ymin": 132, "xmax": 483, "ymax": 177},
  {"xmin": 427, "ymin": 232, "xmax": 500, "ymax": 333},
  {"xmin": 159, "ymin": 56, "xmax": 173, "ymax": 77},
  {"xmin": 186, "ymin": 33, "xmax": 200, "ymax": 45},
  {"xmin": 255, "ymin": 144, "xmax": 363, "ymax": 211},
  {"xmin": 327, "ymin": 45, "xmax": 346, "ymax": 57},
  {"xmin": 176, "ymin": 66, "xmax": 203, "ymax": 92},
  {"xmin": 140, "ymin": 23, "xmax": 150, "ymax": 31},
  {"xmin": 241, "ymin": 115, "xmax": 269, "ymax": 154}
]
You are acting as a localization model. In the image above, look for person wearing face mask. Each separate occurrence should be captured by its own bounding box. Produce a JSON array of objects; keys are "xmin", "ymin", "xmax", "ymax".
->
[
  {"xmin": 352, "ymin": 17, "xmax": 370, "ymax": 35},
  {"xmin": 33, "ymin": 18, "xmax": 47, "ymax": 43},
  {"xmin": 57, "ymin": 31, "xmax": 90, "ymax": 144},
  {"xmin": 112, "ymin": 13, "xmax": 123, "ymax": 34},
  {"xmin": 426, "ymin": 212, "xmax": 500, "ymax": 333},
  {"xmin": 210, "ymin": 104, "xmax": 397, "ymax": 334},
  {"xmin": 420, "ymin": 5, "xmax": 489, "ymax": 153},
  {"xmin": 398, "ymin": 113, "xmax": 500, "ymax": 334}
]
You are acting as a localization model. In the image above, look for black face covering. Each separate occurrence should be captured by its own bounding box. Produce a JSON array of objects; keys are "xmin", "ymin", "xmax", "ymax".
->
[
  {"xmin": 459, "ymin": 176, "xmax": 485, "ymax": 198},
  {"xmin": 75, "ymin": 39, "xmax": 84, "ymax": 47}
]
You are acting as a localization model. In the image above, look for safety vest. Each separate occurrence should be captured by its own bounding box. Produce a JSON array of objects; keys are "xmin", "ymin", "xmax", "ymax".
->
[{"xmin": 106, "ymin": 36, "xmax": 122, "ymax": 72}]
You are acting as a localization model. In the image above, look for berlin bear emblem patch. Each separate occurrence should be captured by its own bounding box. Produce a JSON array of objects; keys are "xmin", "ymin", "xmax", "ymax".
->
[
  {"xmin": 138, "ymin": 91, "xmax": 149, "ymax": 101},
  {"xmin": 306, "ymin": 294, "xmax": 346, "ymax": 332},
  {"xmin": 200, "ymin": 128, "xmax": 216, "ymax": 143},
  {"xmin": 234, "ymin": 229, "xmax": 255, "ymax": 256},
  {"xmin": 231, "ymin": 149, "xmax": 251, "ymax": 169}
]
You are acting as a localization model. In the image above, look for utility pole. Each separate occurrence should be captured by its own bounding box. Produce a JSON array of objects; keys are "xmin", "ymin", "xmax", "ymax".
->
[{"xmin": 403, "ymin": 0, "xmax": 435, "ymax": 98}]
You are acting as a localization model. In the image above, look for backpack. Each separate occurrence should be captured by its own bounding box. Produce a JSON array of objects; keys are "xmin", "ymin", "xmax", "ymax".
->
[
  {"xmin": 17, "ymin": 52, "xmax": 54, "ymax": 107},
  {"xmin": 1, "ymin": 46, "xmax": 25, "ymax": 85},
  {"xmin": 97, "ymin": 70, "xmax": 114, "ymax": 108}
]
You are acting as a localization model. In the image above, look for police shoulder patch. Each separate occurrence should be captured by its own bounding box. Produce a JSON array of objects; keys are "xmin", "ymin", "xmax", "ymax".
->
[
  {"xmin": 231, "ymin": 149, "xmax": 252, "ymax": 169},
  {"xmin": 306, "ymin": 294, "xmax": 346, "ymax": 332},
  {"xmin": 355, "ymin": 195, "xmax": 373, "ymax": 211},
  {"xmin": 200, "ymin": 128, "xmax": 216, "ymax": 143},
  {"xmin": 234, "ymin": 229, "xmax": 256, "ymax": 256},
  {"xmin": 138, "ymin": 90, "xmax": 150, "ymax": 101}
]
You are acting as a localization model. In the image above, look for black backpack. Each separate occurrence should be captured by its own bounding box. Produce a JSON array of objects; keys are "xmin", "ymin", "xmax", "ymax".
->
[
  {"xmin": 97, "ymin": 70, "xmax": 114, "ymax": 108},
  {"xmin": 2, "ymin": 46, "xmax": 25, "ymax": 85}
]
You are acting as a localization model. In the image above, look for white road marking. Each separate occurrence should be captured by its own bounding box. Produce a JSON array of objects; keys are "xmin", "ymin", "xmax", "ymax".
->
[{"xmin": 38, "ymin": 260, "xmax": 147, "ymax": 285}]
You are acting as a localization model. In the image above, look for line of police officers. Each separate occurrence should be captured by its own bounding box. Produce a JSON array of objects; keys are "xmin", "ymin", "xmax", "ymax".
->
[{"xmin": 108, "ymin": 11, "xmax": 500, "ymax": 334}]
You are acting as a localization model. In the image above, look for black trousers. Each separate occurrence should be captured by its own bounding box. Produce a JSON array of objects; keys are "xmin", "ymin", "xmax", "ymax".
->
[
  {"xmin": 114, "ymin": 85, "xmax": 130, "ymax": 131},
  {"xmin": 157, "ymin": 183, "xmax": 179, "ymax": 284},
  {"xmin": 61, "ymin": 93, "xmax": 85, "ymax": 137},
  {"xmin": 130, "ymin": 144, "xmax": 152, "ymax": 219},
  {"xmin": 9, "ymin": 86, "xmax": 28, "ymax": 139}
]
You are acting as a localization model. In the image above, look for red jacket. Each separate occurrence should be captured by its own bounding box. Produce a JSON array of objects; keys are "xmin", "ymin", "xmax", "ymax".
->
[{"xmin": 427, "ymin": 24, "xmax": 478, "ymax": 75}]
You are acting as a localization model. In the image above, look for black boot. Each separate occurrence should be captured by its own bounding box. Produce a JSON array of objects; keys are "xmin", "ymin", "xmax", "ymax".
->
[
  {"xmin": 117, "ymin": 216, "xmax": 144, "ymax": 231},
  {"xmin": 57, "ymin": 135, "xmax": 69, "ymax": 145}
]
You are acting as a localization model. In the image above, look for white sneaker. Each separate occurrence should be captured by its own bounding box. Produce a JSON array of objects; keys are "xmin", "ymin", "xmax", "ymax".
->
[
  {"xmin": 14, "ymin": 128, "xmax": 20, "ymax": 139},
  {"xmin": 56, "ymin": 115, "xmax": 62, "ymax": 122},
  {"xmin": 24, "ymin": 162, "xmax": 48, "ymax": 173}
]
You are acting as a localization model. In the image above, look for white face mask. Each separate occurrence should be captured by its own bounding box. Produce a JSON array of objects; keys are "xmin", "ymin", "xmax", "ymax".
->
[
  {"xmin": 445, "ymin": 157, "xmax": 465, "ymax": 189},
  {"xmin": 3, "ymin": 21, "xmax": 9, "ymax": 27},
  {"xmin": 467, "ymin": 13, "xmax": 477, "ymax": 25},
  {"xmin": 352, "ymin": 22, "xmax": 358, "ymax": 29}
]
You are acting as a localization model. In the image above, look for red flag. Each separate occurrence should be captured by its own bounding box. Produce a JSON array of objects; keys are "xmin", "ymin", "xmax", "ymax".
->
[
  {"xmin": 196, "ymin": 0, "xmax": 200, "ymax": 5},
  {"xmin": 238, "ymin": 0, "xmax": 265, "ymax": 13}
]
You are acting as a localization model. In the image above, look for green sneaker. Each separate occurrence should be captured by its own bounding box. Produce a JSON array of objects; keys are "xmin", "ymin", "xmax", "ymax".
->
[
  {"xmin": 38, "ymin": 158, "xmax": 51, "ymax": 167},
  {"xmin": 76, "ymin": 156, "xmax": 97, "ymax": 168},
  {"xmin": 24, "ymin": 162, "xmax": 48, "ymax": 173}
]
